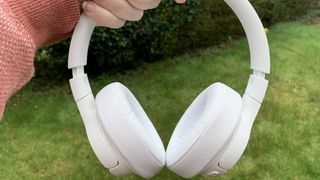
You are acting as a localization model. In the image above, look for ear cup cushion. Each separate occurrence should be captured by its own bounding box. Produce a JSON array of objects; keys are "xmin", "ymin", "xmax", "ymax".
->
[
  {"xmin": 166, "ymin": 83, "xmax": 242, "ymax": 178},
  {"xmin": 96, "ymin": 82, "xmax": 165, "ymax": 178}
]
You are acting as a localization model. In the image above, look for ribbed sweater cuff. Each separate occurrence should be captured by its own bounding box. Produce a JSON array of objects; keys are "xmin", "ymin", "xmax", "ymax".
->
[
  {"xmin": 6, "ymin": 0, "xmax": 81, "ymax": 47},
  {"xmin": 0, "ymin": 0, "xmax": 81, "ymax": 120}
]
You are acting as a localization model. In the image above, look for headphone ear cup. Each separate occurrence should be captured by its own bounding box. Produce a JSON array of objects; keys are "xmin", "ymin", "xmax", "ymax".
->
[
  {"xmin": 96, "ymin": 82, "xmax": 165, "ymax": 178},
  {"xmin": 166, "ymin": 83, "xmax": 242, "ymax": 178}
]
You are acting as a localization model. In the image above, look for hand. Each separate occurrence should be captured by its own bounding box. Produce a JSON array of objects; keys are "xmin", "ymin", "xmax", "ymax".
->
[{"xmin": 80, "ymin": 0, "xmax": 187, "ymax": 28}]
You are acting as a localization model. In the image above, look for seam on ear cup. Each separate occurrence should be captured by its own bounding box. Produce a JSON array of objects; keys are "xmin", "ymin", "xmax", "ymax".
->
[
  {"xmin": 114, "ymin": 83, "xmax": 165, "ymax": 166},
  {"xmin": 96, "ymin": 86, "xmax": 142, "ymax": 175},
  {"xmin": 96, "ymin": 107, "xmax": 135, "ymax": 175},
  {"xmin": 199, "ymin": 116, "xmax": 241, "ymax": 175},
  {"xmin": 173, "ymin": 89, "xmax": 216, "ymax": 144},
  {"xmin": 201, "ymin": 116, "xmax": 242, "ymax": 174},
  {"xmin": 95, "ymin": 110, "xmax": 120, "ymax": 169},
  {"xmin": 75, "ymin": 93, "xmax": 119, "ymax": 169},
  {"xmin": 99, "ymin": 110, "xmax": 163, "ymax": 178},
  {"xmin": 96, "ymin": 82, "xmax": 165, "ymax": 178},
  {"xmin": 166, "ymin": 83, "xmax": 242, "ymax": 178},
  {"xmin": 166, "ymin": 84, "xmax": 224, "ymax": 166},
  {"xmin": 126, "ymin": 112, "xmax": 165, "ymax": 167}
]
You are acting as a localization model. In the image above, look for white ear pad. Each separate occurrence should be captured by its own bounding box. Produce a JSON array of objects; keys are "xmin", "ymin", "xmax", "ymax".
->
[
  {"xmin": 95, "ymin": 82, "xmax": 165, "ymax": 178},
  {"xmin": 166, "ymin": 83, "xmax": 242, "ymax": 178}
]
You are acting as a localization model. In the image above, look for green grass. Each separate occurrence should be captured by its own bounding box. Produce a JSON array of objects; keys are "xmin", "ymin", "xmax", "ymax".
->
[{"xmin": 1, "ymin": 21, "xmax": 319, "ymax": 179}]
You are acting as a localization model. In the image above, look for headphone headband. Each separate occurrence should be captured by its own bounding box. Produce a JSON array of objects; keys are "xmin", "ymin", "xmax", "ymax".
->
[
  {"xmin": 68, "ymin": 0, "xmax": 270, "ymax": 105},
  {"xmin": 68, "ymin": 0, "xmax": 270, "ymax": 74}
]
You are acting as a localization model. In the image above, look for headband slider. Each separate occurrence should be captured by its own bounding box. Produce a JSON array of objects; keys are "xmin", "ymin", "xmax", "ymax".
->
[
  {"xmin": 70, "ymin": 74, "xmax": 92, "ymax": 102},
  {"xmin": 244, "ymin": 74, "xmax": 268, "ymax": 103}
]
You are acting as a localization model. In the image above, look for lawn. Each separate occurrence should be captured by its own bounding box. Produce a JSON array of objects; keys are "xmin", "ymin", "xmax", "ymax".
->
[{"xmin": 0, "ymin": 20, "xmax": 319, "ymax": 179}]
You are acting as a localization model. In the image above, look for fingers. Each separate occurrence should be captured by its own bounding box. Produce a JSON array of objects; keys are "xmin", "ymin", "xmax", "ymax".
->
[
  {"xmin": 93, "ymin": 0, "xmax": 144, "ymax": 21},
  {"xmin": 82, "ymin": 0, "xmax": 163, "ymax": 28},
  {"xmin": 83, "ymin": 1, "xmax": 125, "ymax": 28},
  {"xmin": 126, "ymin": 0, "xmax": 161, "ymax": 10}
]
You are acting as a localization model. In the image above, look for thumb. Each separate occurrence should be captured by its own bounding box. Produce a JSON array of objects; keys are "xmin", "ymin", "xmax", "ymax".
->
[{"xmin": 175, "ymin": 0, "xmax": 186, "ymax": 4}]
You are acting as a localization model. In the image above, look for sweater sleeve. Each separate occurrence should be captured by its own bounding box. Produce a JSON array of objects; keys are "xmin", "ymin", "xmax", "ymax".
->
[{"xmin": 0, "ymin": 0, "xmax": 80, "ymax": 120}]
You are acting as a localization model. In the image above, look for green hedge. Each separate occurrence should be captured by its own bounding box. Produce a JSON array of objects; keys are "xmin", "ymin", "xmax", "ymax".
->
[{"xmin": 34, "ymin": 0, "xmax": 312, "ymax": 82}]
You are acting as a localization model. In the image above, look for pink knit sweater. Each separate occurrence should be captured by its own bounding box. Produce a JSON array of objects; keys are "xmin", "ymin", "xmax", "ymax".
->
[{"xmin": 0, "ymin": 0, "xmax": 80, "ymax": 120}]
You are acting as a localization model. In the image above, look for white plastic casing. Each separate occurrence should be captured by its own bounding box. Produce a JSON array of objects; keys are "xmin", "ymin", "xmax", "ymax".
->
[
  {"xmin": 166, "ymin": 0, "xmax": 270, "ymax": 178},
  {"xmin": 201, "ymin": 0, "xmax": 270, "ymax": 175},
  {"xmin": 68, "ymin": 15, "xmax": 95, "ymax": 69},
  {"xmin": 215, "ymin": 75, "xmax": 268, "ymax": 170},
  {"xmin": 166, "ymin": 83, "xmax": 242, "ymax": 178},
  {"xmin": 245, "ymin": 75, "xmax": 269, "ymax": 103},
  {"xmin": 95, "ymin": 83, "xmax": 165, "ymax": 178},
  {"xmin": 69, "ymin": 74, "xmax": 91, "ymax": 102},
  {"xmin": 218, "ymin": 94, "xmax": 261, "ymax": 169},
  {"xmin": 68, "ymin": 0, "xmax": 270, "ymax": 73},
  {"xmin": 67, "ymin": 14, "xmax": 167, "ymax": 175},
  {"xmin": 68, "ymin": 0, "xmax": 270, "ymax": 178},
  {"xmin": 224, "ymin": 0, "xmax": 270, "ymax": 74},
  {"xmin": 69, "ymin": 75, "xmax": 119, "ymax": 169}
]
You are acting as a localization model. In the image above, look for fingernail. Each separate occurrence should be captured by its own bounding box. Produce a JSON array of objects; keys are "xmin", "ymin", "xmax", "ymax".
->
[
  {"xmin": 175, "ymin": 0, "xmax": 187, "ymax": 4},
  {"xmin": 82, "ymin": 1, "xmax": 95, "ymax": 12}
]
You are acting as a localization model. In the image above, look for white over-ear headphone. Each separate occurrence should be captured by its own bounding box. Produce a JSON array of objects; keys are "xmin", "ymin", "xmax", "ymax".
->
[{"xmin": 68, "ymin": 0, "xmax": 270, "ymax": 178}]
